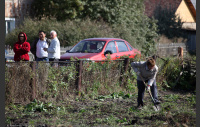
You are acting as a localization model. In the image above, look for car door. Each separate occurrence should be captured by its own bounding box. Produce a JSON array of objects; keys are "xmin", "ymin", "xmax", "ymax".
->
[
  {"xmin": 115, "ymin": 41, "xmax": 132, "ymax": 58},
  {"xmin": 103, "ymin": 41, "xmax": 118, "ymax": 60},
  {"xmin": 125, "ymin": 41, "xmax": 137, "ymax": 58}
]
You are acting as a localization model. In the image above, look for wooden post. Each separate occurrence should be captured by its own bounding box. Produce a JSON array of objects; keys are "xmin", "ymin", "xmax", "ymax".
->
[
  {"xmin": 124, "ymin": 58, "xmax": 129, "ymax": 74},
  {"xmin": 76, "ymin": 60, "xmax": 83, "ymax": 96},
  {"xmin": 32, "ymin": 61, "xmax": 36, "ymax": 101},
  {"xmin": 178, "ymin": 47, "xmax": 183, "ymax": 59},
  {"xmin": 121, "ymin": 58, "xmax": 130, "ymax": 86}
]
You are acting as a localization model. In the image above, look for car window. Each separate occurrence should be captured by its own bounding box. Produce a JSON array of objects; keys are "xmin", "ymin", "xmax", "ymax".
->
[
  {"xmin": 69, "ymin": 41, "xmax": 106, "ymax": 53},
  {"xmin": 105, "ymin": 41, "xmax": 117, "ymax": 53},
  {"xmin": 126, "ymin": 42, "xmax": 133, "ymax": 51},
  {"xmin": 116, "ymin": 41, "xmax": 129, "ymax": 52}
]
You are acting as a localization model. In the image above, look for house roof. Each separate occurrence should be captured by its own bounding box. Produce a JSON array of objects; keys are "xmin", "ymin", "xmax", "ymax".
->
[{"xmin": 144, "ymin": 0, "xmax": 182, "ymax": 17}]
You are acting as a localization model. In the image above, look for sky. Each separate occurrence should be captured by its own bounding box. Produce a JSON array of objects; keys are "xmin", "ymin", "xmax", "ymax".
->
[{"xmin": 191, "ymin": 0, "xmax": 196, "ymax": 9}]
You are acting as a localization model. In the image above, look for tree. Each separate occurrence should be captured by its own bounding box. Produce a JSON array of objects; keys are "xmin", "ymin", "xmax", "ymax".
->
[
  {"xmin": 80, "ymin": 0, "xmax": 158, "ymax": 55},
  {"xmin": 29, "ymin": 0, "xmax": 158, "ymax": 55},
  {"xmin": 153, "ymin": 5, "xmax": 186, "ymax": 39},
  {"xmin": 31, "ymin": 0, "xmax": 84, "ymax": 21}
]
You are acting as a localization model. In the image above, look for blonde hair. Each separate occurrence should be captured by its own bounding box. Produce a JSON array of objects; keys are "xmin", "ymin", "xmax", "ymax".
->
[{"xmin": 146, "ymin": 58, "xmax": 155, "ymax": 67}]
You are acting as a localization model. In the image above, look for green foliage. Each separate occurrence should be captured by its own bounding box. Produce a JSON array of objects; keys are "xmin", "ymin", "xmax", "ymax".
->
[
  {"xmin": 43, "ymin": 63, "xmax": 77, "ymax": 99},
  {"xmin": 101, "ymin": 0, "xmax": 158, "ymax": 55},
  {"xmin": 116, "ymin": 118, "xmax": 127, "ymax": 123},
  {"xmin": 31, "ymin": 0, "xmax": 85, "ymax": 20},
  {"xmin": 154, "ymin": 5, "xmax": 186, "ymax": 39},
  {"xmin": 5, "ymin": 18, "xmax": 114, "ymax": 47},
  {"xmin": 158, "ymin": 56, "xmax": 196, "ymax": 91},
  {"xmin": 6, "ymin": 90, "xmax": 196, "ymax": 126},
  {"xmin": 187, "ymin": 94, "xmax": 196, "ymax": 106},
  {"xmin": 28, "ymin": 0, "xmax": 158, "ymax": 56},
  {"xmin": 24, "ymin": 99, "xmax": 49, "ymax": 112},
  {"xmin": 80, "ymin": 0, "xmax": 123, "ymax": 24},
  {"xmin": 5, "ymin": 18, "xmax": 53, "ymax": 47}
]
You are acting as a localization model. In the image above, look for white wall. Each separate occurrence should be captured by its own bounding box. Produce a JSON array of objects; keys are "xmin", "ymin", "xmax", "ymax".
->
[{"xmin": 5, "ymin": 18, "xmax": 15, "ymax": 34}]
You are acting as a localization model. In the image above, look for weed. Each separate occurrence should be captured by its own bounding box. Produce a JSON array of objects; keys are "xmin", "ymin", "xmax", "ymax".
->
[
  {"xmin": 186, "ymin": 94, "xmax": 196, "ymax": 106},
  {"xmin": 117, "ymin": 117, "xmax": 127, "ymax": 123}
]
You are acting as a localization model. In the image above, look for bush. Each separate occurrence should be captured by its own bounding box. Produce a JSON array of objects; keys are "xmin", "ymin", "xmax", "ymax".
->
[
  {"xmin": 5, "ymin": 58, "xmax": 139, "ymax": 105},
  {"xmin": 5, "ymin": 18, "xmax": 114, "ymax": 48},
  {"xmin": 157, "ymin": 56, "xmax": 196, "ymax": 91},
  {"xmin": 6, "ymin": 17, "xmax": 157, "ymax": 56},
  {"xmin": 7, "ymin": 0, "xmax": 158, "ymax": 56},
  {"xmin": 82, "ymin": 0, "xmax": 158, "ymax": 55}
]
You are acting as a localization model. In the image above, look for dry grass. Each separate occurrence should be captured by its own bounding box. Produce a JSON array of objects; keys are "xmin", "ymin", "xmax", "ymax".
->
[
  {"xmin": 5, "ymin": 62, "xmax": 33, "ymax": 105},
  {"xmin": 5, "ymin": 60, "xmax": 135, "ymax": 105}
]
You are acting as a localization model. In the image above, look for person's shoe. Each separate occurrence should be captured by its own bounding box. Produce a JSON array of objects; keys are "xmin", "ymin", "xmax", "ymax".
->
[
  {"xmin": 155, "ymin": 101, "xmax": 161, "ymax": 105},
  {"xmin": 137, "ymin": 105, "xmax": 143, "ymax": 110},
  {"xmin": 137, "ymin": 104, "xmax": 143, "ymax": 110}
]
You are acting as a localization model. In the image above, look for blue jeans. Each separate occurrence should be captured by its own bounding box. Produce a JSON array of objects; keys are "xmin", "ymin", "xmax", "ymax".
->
[
  {"xmin": 137, "ymin": 79, "xmax": 159, "ymax": 106},
  {"xmin": 36, "ymin": 57, "xmax": 48, "ymax": 61}
]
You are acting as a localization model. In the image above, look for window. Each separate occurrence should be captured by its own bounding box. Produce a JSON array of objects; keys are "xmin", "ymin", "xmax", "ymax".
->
[
  {"xmin": 116, "ymin": 41, "xmax": 129, "ymax": 52},
  {"xmin": 105, "ymin": 41, "xmax": 117, "ymax": 53},
  {"xmin": 5, "ymin": 18, "xmax": 15, "ymax": 34},
  {"xmin": 69, "ymin": 41, "xmax": 106, "ymax": 53},
  {"xmin": 126, "ymin": 42, "xmax": 133, "ymax": 51}
]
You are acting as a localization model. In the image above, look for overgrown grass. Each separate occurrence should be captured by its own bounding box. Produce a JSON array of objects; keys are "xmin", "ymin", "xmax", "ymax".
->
[
  {"xmin": 5, "ymin": 91, "xmax": 196, "ymax": 126},
  {"xmin": 5, "ymin": 56, "xmax": 196, "ymax": 126},
  {"xmin": 156, "ymin": 55, "xmax": 196, "ymax": 91}
]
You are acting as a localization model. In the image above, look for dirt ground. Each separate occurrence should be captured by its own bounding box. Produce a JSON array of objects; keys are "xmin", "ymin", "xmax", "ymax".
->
[{"xmin": 5, "ymin": 89, "xmax": 196, "ymax": 127}]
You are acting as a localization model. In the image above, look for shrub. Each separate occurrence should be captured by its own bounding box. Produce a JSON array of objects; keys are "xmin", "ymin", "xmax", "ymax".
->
[
  {"xmin": 8, "ymin": 0, "xmax": 158, "ymax": 56},
  {"xmin": 6, "ymin": 17, "xmax": 157, "ymax": 56},
  {"xmin": 5, "ymin": 58, "xmax": 139, "ymax": 105},
  {"xmin": 30, "ymin": 0, "xmax": 84, "ymax": 21},
  {"xmin": 157, "ymin": 56, "xmax": 196, "ymax": 91},
  {"xmin": 82, "ymin": 0, "xmax": 158, "ymax": 56},
  {"xmin": 5, "ymin": 18, "xmax": 114, "ymax": 48}
]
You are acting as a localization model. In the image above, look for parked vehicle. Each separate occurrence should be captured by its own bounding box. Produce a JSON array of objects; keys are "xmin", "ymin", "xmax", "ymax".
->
[
  {"xmin": 5, "ymin": 49, "xmax": 14, "ymax": 62},
  {"xmin": 60, "ymin": 38, "xmax": 141, "ymax": 61}
]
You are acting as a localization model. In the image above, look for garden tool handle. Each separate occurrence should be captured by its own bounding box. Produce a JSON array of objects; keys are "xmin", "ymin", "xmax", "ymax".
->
[{"xmin": 138, "ymin": 74, "xmax": 159, "ymax": 110}]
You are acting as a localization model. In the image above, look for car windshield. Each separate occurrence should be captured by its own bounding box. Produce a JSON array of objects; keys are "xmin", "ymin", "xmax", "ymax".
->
[{"xmin": 69, "ymin": 40, "xmax": 106, "ymax": 53}]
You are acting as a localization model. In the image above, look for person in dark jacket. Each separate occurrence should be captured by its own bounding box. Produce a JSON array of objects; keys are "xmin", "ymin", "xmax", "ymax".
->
[
  {"xmin": 30, "ymin": 31, "xmax": 51, "ymax": 61},
  {"xmin": 13, "ymin": 32, "xmax": 30, "ymax": 61}
]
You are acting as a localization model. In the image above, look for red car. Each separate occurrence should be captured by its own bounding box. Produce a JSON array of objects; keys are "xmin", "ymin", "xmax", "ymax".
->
[{"xmin": 60, "ymin": 38, "xmax": 141, "ymax": 61}]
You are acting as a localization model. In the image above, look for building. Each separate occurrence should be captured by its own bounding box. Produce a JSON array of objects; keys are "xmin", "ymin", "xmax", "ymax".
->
[
  {"xmin": 5, "ymin": 0, "xmax": 34, "ymax": 34},
  {"xmin": 144, "ymin": 0, "xmax": 196, "ymax": 54}
]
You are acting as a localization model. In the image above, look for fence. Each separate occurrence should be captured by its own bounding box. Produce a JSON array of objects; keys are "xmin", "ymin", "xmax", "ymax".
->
[
  {"xmin": 5, "ymin": 59, "xmax": 131, "ymax": 105},
  {"xmin": 156, "ymin": 43, "xmax": 187, "ymax": 57}
]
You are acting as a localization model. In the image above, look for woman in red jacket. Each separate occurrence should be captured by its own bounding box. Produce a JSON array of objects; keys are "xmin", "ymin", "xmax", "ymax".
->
[{"xmin": 13, "ymin": 32, "xmax": 30, "ymax": 61}]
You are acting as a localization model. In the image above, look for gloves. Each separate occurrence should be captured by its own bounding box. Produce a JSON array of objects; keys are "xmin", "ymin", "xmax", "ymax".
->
[{"xmin": 146, "ymin": 85, "xmax": 150, "ymax": 91}]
